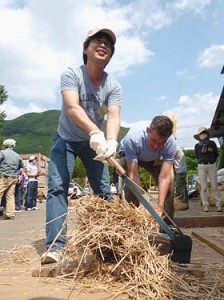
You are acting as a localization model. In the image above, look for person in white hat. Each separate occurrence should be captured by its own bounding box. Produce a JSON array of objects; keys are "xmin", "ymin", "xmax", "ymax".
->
[
  {"xmin": 0, "ymin": 139, "xmax": 24, "ymax": 220},
  {"xmin": 41, "ymin": 27, "xmax": 122, "ymax": 264},
  {"xmin": 194, "ymin": 127, "xmax": 222, "ymax": 212},
  {"xmin": 24, "ymin": 155, "xmax": 40, "ymax": 211}
]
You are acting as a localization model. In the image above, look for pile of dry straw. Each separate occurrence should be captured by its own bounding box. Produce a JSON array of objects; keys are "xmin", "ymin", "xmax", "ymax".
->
[{"xmin": 57, "ymin": 196, "xmax": 224, "ymax": 299}]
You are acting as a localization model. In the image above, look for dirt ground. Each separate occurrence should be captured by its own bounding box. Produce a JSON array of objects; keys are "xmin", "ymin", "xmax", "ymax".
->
[
  {"xmin": 0, "ymin": 199, "xmax": 224, "ymax": 300},
  {"xmin": 0, "ymin": 201, "xmax": 127, "ymax": 300}
]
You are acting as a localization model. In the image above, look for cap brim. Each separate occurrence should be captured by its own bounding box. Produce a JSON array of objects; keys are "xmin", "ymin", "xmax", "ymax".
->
[{"xmin": 87, "ymin": 28, "xmax": 116, "ymax": 45}]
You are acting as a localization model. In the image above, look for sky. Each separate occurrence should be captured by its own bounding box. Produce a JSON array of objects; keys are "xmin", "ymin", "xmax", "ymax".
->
[{"xmin": 0, "ymin": 0, "xmax": 224, "ymax": 149}]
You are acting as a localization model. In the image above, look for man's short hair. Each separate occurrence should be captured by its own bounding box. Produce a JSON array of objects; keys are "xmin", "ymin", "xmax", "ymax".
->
[{"xmin": 150, "ymin": 116, "xmax": 173, "ymax": 138}]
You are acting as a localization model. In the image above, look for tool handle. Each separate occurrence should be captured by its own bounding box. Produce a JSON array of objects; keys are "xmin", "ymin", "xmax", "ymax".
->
[{"xmin": 107, "ymin": 156, "xmax": 126, "ymax": 177}]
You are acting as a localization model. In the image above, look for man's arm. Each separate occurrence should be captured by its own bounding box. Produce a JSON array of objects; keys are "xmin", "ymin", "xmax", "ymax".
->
[
  {"xmin": 106, "ymin": 105, "xmax": 121, "ymax": 140},
  {"xmin": 0, "ymin": 152, "xmax": 4, "ymax": 163},
  {"xmin": 158, "ymin": 161, "xmax": 173, "ymax": 209},
  {"xmin": 62, "ymin": 90, "xmax": 99, "ymax": 134},
  {"xmin": 213, "ymin": 141, "xmax": 219, "ymax": 161},
  {"xmin": 126, "ymin": 161, "xmax": 141, "ymax": 187},
  {"xmin": 19, "ymin": 158, "xmax": 24, "ymax": 169}
]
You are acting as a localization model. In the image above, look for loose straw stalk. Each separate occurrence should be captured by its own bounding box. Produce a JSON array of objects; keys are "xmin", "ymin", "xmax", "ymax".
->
[{"xmin": 57, "ymin": 196, "xmax": 224, "ymax": 299}]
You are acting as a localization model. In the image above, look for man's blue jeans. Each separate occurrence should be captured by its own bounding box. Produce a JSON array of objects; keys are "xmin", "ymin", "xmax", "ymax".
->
[{"xmin": 46, "ymin": 135, "xmax": 113, "ymax": 251}]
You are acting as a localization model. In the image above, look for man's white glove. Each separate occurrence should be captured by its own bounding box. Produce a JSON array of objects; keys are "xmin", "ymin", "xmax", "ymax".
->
[
  {"xmin": 104, "ymin": 139, "xmax": 118, "ymax": 159},
  {"xmin": 89, "ymin": 130, "xmax": 107, "ymax": 155},
  {"xmin": 94, "ymin": 138, "xmax": 118, "ymax": 163}
]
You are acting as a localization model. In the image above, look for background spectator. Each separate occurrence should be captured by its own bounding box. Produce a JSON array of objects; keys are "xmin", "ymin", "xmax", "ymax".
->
[
  {"xmin": 24, "ymin": 155, "xmax": 40, "ymax": 211},
  {"xmin": 0, "ymin": 139, "xmax": 24, "ymax": 220},
  {"xmin": 174, "ymin": 148, "xmax": 189, "ymax": 211},
  {"xmin": 15, "ymin": 169, "xmax": 28, "ymax": 212},
  {"xmin": 194, "ymin": 127, "xmax": 222, "ymax": 212}
]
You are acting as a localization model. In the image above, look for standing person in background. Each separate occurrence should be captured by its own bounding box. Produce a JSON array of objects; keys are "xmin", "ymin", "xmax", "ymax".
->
[
  {"xmin": 119, "ymin": 116, "xmax": 177, "ymax": 220},
  {"xmin": 15, "ymin": 169, "xmax": 27, "ymax": 212},
  {"xmin": 24, "ymin": 155, "xmax": 40, "ymax": 211},
  {"xmin": 0, "ymin": 139, "xmax": 24, "ymax": 220},
  {"xmin": 41, "ymin": 27, "xmax": 122, "ymax": 265},
  {"xmin": 174, "ymin": 147, "xmax": 189, "ymax": 211},
  {"xmin": 194, "ymin": 127, "xmax": 222, "ymax": 212}
]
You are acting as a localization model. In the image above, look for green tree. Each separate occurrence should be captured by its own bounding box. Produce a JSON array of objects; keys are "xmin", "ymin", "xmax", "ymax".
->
[
  {"xmin": 0, "ymin": 85, "xmax": 7, "ymax": 143},
  {"xmin": 0, "ymin": 85, "xmax": 8, "ymax": 104},
  {"xmin": 185, "ymin": 156, "xmax": 198, "ymax": 178},
  {"xmin": 184, "ymin": 149, "xmax": 197, "ymax": 160},
  {"xmin": 73, "ymin": 157, "xmax": 86, "ymax": 187}
]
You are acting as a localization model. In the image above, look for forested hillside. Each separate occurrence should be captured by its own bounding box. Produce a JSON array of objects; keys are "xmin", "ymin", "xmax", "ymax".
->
[
  {"xmin": 3, "ymin": 110, "xmax": 60, "ymax": 155},
  {"xmin": 3, "ymin": 110, "xmax": 130, "ymax": 156},
  {"xmin": 3, "ymin": 110, "xmax": 204, "ymax": 184}
]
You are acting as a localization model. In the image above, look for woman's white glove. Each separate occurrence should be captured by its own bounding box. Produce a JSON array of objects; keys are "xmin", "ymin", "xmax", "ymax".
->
[{"xmin": 89, "ymin": 131, "xmax": 107, "ymax": 155}]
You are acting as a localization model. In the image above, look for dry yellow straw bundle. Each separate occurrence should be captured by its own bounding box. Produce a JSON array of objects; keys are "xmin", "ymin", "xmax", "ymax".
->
[
  {"xmin": 65, "ymin": 197, "xmax": 200, "ymax": 299},
  {"xmin": 61, "ymin": 196, "xmax": 224, "ymax": 299}
]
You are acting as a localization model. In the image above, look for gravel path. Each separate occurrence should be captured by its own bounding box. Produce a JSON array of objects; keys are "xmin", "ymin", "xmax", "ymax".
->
[{"xmin": 0, "ymin": 201, "xmax": 46, "ymax": 259}]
